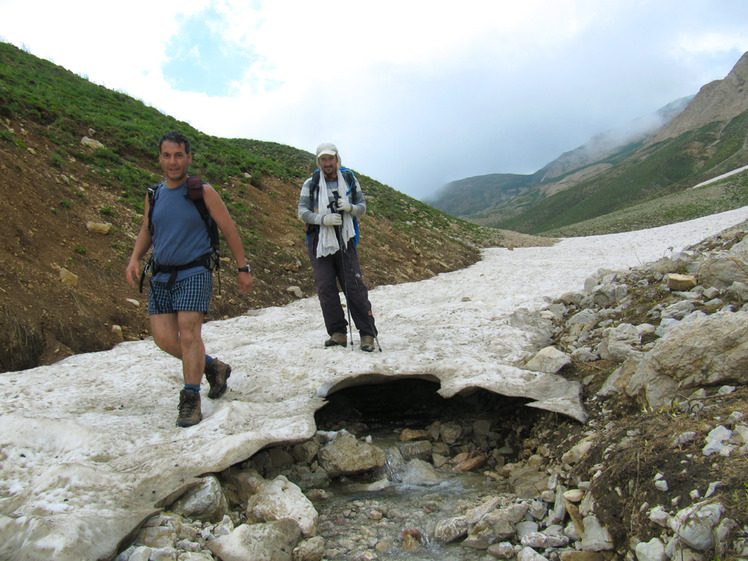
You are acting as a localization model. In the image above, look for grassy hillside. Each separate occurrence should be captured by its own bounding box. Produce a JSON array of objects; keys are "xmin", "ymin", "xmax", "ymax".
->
[
  {"xmin": 0, "ymin": 42, "xmax": 543, "ymax": 372},
  {"xmin": 541, "ymin": 168, "xmax": 748, "ymax": 237},
  {"xmin": 423, "ymin": 172, "xmax": 539, "ymax": 218}
]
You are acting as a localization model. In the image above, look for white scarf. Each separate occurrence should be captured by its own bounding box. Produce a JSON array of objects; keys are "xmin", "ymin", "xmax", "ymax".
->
[{"xmin": 317, "ymin": 171, "xmax": 356, "ymax": 257}]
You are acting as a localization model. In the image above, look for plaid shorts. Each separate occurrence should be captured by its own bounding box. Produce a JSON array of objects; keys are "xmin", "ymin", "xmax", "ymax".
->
[{"xmin": 148, "ymin": 269, "xmax": 213, "ymax": 315}]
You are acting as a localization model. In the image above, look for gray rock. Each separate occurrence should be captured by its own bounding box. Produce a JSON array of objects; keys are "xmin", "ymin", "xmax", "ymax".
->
[
  {"xmin": 439, "ymin": 423, "xmax": 463, "ymax": 445},
  {"xmin": 698, "ymin": 256, "xmax": 748, "ymax": 289},
  {"xmin": 635, "ymin": 537, "xmax": 666, "ymax": 561},
  {"xmin": 597, "ymin": 323, "xmax": 642, "ymax": 362},
  {"xmin": 517, "ymin": 546, "xmax": 550, "ymax": 561},
  {"xmin": 292, "ymin": 536, "xmax": 325, "ymax": 561},
  {"xmin": 667, "ymin": 501, "xmax": 725, "ymax": 551},
  {"xmin": 488, "ymin": 541, "xmax": 516, "ymax": 559},
  {"xmin": 400, "ymin": 459, "xmax": 442, "ymax": 486},
  {"xmin": 648, "ymin": 506, "xmax": 670, "ymax": 527},
  {"xmin": 571, "ymin": 347, "xmax": 599, "ymax": 362},
  {"xmin": 703, "ymin": 286, "xmax": 721, "ymax": 299},
  {"xmin": 433, "ymin": 516, "xmax": 469, "ymax": 543},
  {"xmin": 726, "ymin": 280, "xmax": 748, "ymax": 300},
  {"xmin": 661, "ymin": 300, "xmax": 694, "ymax": 320},
  {"xmin": 729, "ymin": 236, "xmax": 748, "ymax": 259},
  {"xmin": 590, "ymin": 283, "xmax": 629, "ymax": 308},
  {"xmin": 626, "ymin": 311, "xmax": 748, "ymax": 408},
  {"xmin": 317, "ymin": 431, "xmax": 385, "ymax": 477},
  {"xmin": 207, "ymin": 519, "xmax": 302, "ymax": 561},
  {"xmin": 245, "ymin": 475, "xmax": 318, "ymax": 537},
  {"xmin": 702, "ymin": 426, "xmax": 734, "ymax": 457},
  {"xmin": 580, "ymin": 515, "xmax": 613, "ymax": 551},
  {"xmin": 171, "ymin": 475, "xmax": 229, "ymax": 523},
  {"xmin": 598, "ymin": 355, "xmax": 641, "ymax": 397},
  {"xmin": 567, "ymin": 309, "xmax": 600, "ymax": 326},
  {"xmin": 673, "ymin": 431, "xmax": 696, "ymax": 446},
  {"xmin": 398, "ymin": 439, "xmax": 433, "ymax": 461},
  {"xmin": 525, "ymin": 346, "xmax": 572, "ymax": 373},
  {"xmin": 292, "ymin": 440, "xmax": 320, "ymax": 464}
]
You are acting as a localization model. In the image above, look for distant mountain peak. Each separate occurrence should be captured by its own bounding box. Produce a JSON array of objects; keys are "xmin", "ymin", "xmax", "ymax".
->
[{"xmin": 538, "ymin": 95, "xmax": 693, "ymax": 181}]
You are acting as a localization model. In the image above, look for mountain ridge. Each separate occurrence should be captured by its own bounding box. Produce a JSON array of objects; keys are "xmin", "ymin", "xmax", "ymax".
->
[{"xmin": 426, "ymin": 51, "xmax": 748, "ymax": 234}]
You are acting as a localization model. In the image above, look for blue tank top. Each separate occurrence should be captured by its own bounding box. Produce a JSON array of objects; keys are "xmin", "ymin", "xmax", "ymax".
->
[{"xmin": 151, "ymin": 181, "xmax": 213, "ymax": 283}]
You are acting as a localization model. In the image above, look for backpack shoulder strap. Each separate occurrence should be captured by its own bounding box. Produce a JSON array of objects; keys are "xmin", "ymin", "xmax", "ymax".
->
[
  {"xmin": 186, "ymin": 175, "xmax": 208, "ymax": 221},
  {"xmin": 146, "ymin": 182, "xmax": 162, "ymax": 237},
  {"xmin": 186, "ymin": 176, "xmax": 220, "ymax": 251},
  {"xmin": 340, "ymin": 168, "xmax": 356, "ymax": 196},
  {"xmin": 186, "ymin": 175, "xmax": 204, "ymax": 201},
  {"xmin": 309, "ymin": 169, "xmax": 321, "ymax": 200}
]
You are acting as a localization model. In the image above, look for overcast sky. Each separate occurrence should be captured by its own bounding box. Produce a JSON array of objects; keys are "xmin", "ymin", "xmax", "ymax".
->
[{"xmin": 2, "ymin": 1, "xmax": 747, "ymax": 200}]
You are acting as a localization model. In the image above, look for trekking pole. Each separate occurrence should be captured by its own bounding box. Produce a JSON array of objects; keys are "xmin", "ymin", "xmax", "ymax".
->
[
  {"xmin": 329, "ymin": 199, "xmax": 355, "ymax": 350},
  {"xmin": 353, "ymin": 268, "xmax": 382, "ymax": 352},
  {"xmin": 336, "ymin": 190, "xmax": 381, "ymax": 353},
  {"xmin": 331, "ymin": 196, "xmax": 382, "ymax": 352}
]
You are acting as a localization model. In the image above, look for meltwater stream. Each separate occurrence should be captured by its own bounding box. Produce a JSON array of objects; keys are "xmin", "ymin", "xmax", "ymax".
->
[{"xmin": 304, "ymin": 379, "xmax": 539, "ymax": 560}]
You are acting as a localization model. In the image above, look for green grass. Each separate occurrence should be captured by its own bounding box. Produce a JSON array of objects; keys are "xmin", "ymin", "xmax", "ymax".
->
[{"xmin": 542, "ymin": 170, "xmax": 748, "ymax": 237}]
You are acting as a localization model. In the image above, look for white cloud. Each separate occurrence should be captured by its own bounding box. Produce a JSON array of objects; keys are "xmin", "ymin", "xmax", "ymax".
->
[{"xmin": 2, "ymin": 0, "xmax": 748, "ymax": 198}]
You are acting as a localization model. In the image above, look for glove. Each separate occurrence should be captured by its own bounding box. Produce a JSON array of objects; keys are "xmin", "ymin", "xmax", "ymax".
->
[
  {"xmin": 337, "ymin": 199, "xmax": 352, "ymax": 213},
  {"xmin": 321, "ymin": 213, "xmax": 342, "ymax": 226}
]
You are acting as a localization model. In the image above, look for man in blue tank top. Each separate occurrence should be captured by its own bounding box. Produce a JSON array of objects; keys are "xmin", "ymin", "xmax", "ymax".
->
[{"xmin": 126, "ymin": 132, "xmax": 253, "ymax": 427}]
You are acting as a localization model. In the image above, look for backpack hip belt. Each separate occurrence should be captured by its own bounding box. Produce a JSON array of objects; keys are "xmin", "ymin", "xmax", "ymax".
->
[
  {"xmin": 151, "ymin": 252, "xmax": 217, "ymax": 290},
  {"xmin": 139, "ymin": 252, "xmax": 216, "ymax": 293}
]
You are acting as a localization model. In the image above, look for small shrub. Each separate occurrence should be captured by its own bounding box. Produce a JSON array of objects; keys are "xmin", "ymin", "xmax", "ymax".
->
[
  {"xmin": 73, "ymin": 245, "xmax": 87, "ymax": 255},
  {"xmin": 50, "ymin": 153, "xmax": 64, "ymax": 168},
  {"xmin": 250, "ymin": 171, "xmax": 263, "ymax": 189}
]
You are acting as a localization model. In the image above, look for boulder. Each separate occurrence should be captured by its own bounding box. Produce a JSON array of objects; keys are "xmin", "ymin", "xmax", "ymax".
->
[
  {"xmin": 170, "ymin": 475, "xmax": 229, "ymax": 523},
  {"xmin": 626, "ymin": 311, "xmax": 748, "ymax": 407},
  {"xmin": 525, "ymin": 347, "xmax": 572, "ymax": 374},
  {"xmin": 245, "ymin": 475, "xmax": 318, "ymax": 537},
  {"xmin": 207, "ymin": 519, "xmax": 302, "ymax": 561},
  {"xmin": 316, "ymin": 431, "xmax": 385, "ymax": 477},
  {"xmin": 698, "ymin": 256, "xmax": 748, "ymax": 289}
]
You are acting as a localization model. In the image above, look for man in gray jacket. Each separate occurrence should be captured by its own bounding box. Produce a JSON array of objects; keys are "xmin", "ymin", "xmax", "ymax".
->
[{"xmin": 298, "ymin": 143, "xmax": 378, "ymax": 351}]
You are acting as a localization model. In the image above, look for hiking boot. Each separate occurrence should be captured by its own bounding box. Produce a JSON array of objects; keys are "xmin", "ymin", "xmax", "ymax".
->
[
  {"xmin": 325, "ymin": 332, "xmax": 348, "ymax": 347},
  {"xmin": 205, "ymin": 358, "xmax": 231, "ymax": 399},
  {"xmin": 176, "ymin": 389, "xmax": 202, "ymax": 427},
  {"xmin": 360, "ymin": 335, "xmax": 375, "ymax": 352}
]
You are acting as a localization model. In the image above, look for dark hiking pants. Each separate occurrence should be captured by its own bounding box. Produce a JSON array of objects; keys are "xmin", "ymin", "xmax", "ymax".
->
[{"xmin": 307, "ymin": 230, "xmax": 377, "ymax": 338}]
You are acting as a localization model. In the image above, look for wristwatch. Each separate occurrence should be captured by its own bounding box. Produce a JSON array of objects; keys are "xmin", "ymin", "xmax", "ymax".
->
[{"xmin": 238, "ymin": 265, "xmax": 250, "ymax": 273}]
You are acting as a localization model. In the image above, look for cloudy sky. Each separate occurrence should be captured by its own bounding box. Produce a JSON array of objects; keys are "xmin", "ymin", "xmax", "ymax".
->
[{"xmin": 2, "ymin": 1, "xmax": 747, "ymax": 200}]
